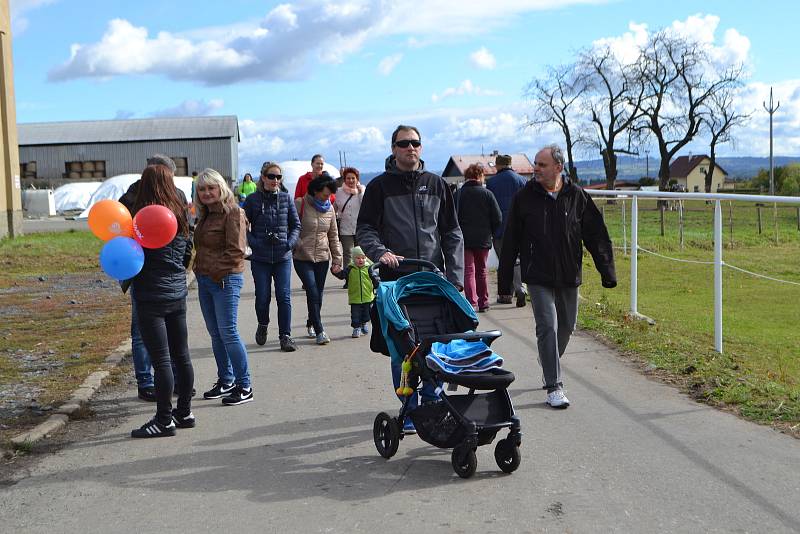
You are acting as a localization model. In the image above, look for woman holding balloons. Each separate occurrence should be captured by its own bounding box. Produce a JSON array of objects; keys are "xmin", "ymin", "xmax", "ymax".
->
[
  {"xmin": 128, "ymin": 164, "xmax": 195, "ymax": 438},
  {"xmin": 193, "ymin": 169, "xmax": 253, "ymax": 406}
]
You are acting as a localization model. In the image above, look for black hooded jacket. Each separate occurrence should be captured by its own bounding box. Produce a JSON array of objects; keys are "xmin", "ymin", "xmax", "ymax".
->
[
  {"xmin": 498, "ymin": 178, "xmax": 616, "ymax": 291},
  {"xmin": 356, "ymin": 156, "xmax": 464, "ymax": 286}
]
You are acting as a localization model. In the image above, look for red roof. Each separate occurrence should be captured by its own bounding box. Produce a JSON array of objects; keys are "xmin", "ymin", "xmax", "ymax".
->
[
  {"xmin": 442, "ymin": 153, "xmax": 533, "ymax": 178},
  {"xmin": 669, "ymin": 155, "xmax": 728, "ymax": 178}
]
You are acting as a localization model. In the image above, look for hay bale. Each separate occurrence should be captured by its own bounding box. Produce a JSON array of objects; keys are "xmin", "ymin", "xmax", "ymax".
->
[
  {"xmin": 80, "ymin": 171, "xmax": 93, "ymax": 178},
  {"xmin": 92, "ymin": 171, "xmax": 105, "ymax": 178},
  {"xmin": 83, "ymin": 161, "xmax": 95, "ymax": 171},
  {"xmin": 95, "ymin": 161, "xmax": 105, "ymax": 171},
  {"xmin": 68, "ymin": 171, "xmax": 80, "ymax": 179},
  {"xmin": 68, "ymin": 162, "xmax": 82, "ymax": 172}
]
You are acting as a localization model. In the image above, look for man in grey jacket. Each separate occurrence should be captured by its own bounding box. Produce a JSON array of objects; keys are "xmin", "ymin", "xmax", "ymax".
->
[
  {"xmin": 357, "ymin": 125, "xmax": 464, "ymax": 434},
  {"xmin": 357, "ymin": 125, "xmax": 464, "ymax": 288}
]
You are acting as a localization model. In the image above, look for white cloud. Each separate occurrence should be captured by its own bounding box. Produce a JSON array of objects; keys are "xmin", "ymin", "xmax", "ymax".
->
[
  {"xmin": 47, "ymin": 0, "xmax": 609, "ymax": 85},
  {"xmin": 9, "ymin": 0, "xmax": 58, "ymax": 34},
  {"xmin": 592, "ymin": 14, "xmax": 751, "ymax": 68},
  {"xmin": 470, "ymin": 47, "xmax": 496, "ymax": 70},
  {"xmin": 431, "ymin": 79, "xmax": 503, "ymax": 102},
  {"xmin": 377, "ymin": 53, "xmax": 402, "ymax": 76}
]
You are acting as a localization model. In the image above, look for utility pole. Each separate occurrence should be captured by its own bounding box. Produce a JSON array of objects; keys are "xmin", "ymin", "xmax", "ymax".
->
[
  {"xmin": 645, "ymin": 149, "xmax": 650, "ymax": 178},
  {"xmin": 0, "ymin": 0, "xmax": 22, "ymax": 238},
  {"xmin": 763, "ymin": 87, "xmax": 780, "ymax": 195}
]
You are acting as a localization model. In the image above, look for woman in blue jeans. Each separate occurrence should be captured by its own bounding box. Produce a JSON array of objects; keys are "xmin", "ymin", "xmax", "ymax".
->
[
  {"xmin": 243, "ymin": 162, "xmax": 300, "ymax": 352},
  {"xmin": 129, "ymin": 164, "xmax": 195, "ymax": 438},
  {"xmin": 193, "ymin": 168, "xmax": 253, "ymax": 406},
  {"xmin": 293, "ymin": 175, "xmax": 343, "ymax": 344}
]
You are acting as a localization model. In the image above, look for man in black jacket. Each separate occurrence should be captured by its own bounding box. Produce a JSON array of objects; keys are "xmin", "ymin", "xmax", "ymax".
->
[{"xmin": 498, "ymin": 144, "xmax": 616, "ymax": 409}]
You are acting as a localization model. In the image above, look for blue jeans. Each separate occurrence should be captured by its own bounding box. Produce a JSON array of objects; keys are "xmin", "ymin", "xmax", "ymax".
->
[
  {"xmin": 391, "ymin": 359, "xmax": 438, "ymax": 411},
  {"xmin": 130, "ymin": 295, "xmax": 154, "ymax": 388},
  {"xmin": 197, "ymin": 273, "xmax": 251, "ymax": 388},
  {"xmin": 293, "ymin": 259, "xmax": 329, "ymax": 335},
  {"xmin": 251, "ymin": 259, "xmax": 293, "ymax": 336}
]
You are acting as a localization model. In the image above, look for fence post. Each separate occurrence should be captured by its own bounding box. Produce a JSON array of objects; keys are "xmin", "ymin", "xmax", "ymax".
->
[
  {"xmin": 622, "ymin": 199, "xmax": 627, "ymax": 256},
  {"xmin": 714, "ymin": 200, "xmax": 723, "ymax": 354},
  {"xmin": 728, "ymin": 201, "xmax": 734, "ymax": 247},
  {"xmin": 659, "ymin": 203, "xmax": 665, "ymax": 236},
  {"xmin": 631, "ymin": 196, "xmax": 639, "ymax": 316},
  {"xmin": 757, "ymin": 205, "xmax": 762, "ymax": 234},
  {"xmin": 797, "ymin": 206, "xmax": 800, "ymax": 231},
  {"xmin": 679, "ymin": 200, "xmax": 684, "ymax": 250}
]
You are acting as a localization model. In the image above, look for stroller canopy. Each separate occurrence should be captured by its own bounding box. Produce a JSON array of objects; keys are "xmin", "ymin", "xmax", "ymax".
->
[{"xmin": 375, "ymin": 271, "xmax": 479, "ymax": 363}]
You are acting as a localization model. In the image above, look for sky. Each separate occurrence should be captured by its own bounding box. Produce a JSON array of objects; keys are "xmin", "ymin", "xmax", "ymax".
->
[{"xmin": 10, "ymin": 0, "xmax": 800, "ymax": 175}]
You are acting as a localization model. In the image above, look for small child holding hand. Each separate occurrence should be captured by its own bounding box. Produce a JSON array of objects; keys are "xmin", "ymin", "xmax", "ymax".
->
[{"xmin": 334, "ymin": 246, "xmax": 375, "ymax": 337}]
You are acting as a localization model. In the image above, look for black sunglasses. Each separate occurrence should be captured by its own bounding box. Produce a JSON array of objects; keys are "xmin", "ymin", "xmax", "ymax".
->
[
  {"xmin": 393, "ymin": 139, "xmax": 421, "ymax": 148},
  {"xmin": 264, "ymin": 173, "xmax": 282, "ymax": 180}
]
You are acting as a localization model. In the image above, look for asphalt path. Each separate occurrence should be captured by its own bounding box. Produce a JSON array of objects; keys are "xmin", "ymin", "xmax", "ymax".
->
[{"xmin": 1, "ymin": 270, "xmax": 798, "ymax": 533}]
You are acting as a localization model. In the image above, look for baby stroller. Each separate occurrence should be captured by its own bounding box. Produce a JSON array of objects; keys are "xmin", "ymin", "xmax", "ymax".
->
[{"xmin": 369, "ymin": 259, "xmax": 522, "ymax": 478}]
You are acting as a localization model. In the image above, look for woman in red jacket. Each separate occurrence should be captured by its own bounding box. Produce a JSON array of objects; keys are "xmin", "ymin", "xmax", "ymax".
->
[{"xmin": 293, "ymin": 154, "xmax": 325, "ymax": 199}]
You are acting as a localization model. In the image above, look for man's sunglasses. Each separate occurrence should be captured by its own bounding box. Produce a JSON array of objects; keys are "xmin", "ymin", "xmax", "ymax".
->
[
  {"xmin": 393, "ymin": 139, "xmax": 421, "ymax": 148},
  {"xmin": 264, "ymin": 173, "xmax": 282, "ymax": 180}
]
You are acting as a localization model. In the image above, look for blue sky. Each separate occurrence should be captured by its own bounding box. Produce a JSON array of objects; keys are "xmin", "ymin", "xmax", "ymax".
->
[{"xmin": 11, "ymin": 0, "xmax": 800, "ymax": 175}]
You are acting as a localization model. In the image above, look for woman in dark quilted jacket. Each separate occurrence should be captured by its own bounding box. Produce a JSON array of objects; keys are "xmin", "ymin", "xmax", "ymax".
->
[
  {"xmin": 129, "ymin": 164, "xmax": 194, "ymax": 438},
  {"xmin": 243, "ymin": 162, "xmax": 301, "ymax": 352}
]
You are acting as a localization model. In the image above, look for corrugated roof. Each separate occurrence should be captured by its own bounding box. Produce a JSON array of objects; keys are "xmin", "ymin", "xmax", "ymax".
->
[
  {"xmin": 18, "ymin": 115, "xmax": 240, "ymax": 145},
  {"xmin": 443, "ymin": 153, "xmax": 533, "ymax": 177},
  {"xmin": 669, "ymin": 155, "xmax": 728, "ymax": 178}
]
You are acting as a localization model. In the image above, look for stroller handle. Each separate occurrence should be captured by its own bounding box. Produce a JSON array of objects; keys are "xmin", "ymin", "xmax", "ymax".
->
[{"xmin": 368, "ymin": 258, "xmax": 443, "ymax": 285}]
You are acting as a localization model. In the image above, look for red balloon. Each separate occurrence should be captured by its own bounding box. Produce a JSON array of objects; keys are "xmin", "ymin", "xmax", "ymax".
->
[{"xmin": 133, "ymin": 205, "xmax": 178, "ymax": 249}]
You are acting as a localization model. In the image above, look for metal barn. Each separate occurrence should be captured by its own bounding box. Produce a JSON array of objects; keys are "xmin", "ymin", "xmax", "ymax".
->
[{"xmin": 18, "ymin": 115, "xmax": 239, "ymax": 186}]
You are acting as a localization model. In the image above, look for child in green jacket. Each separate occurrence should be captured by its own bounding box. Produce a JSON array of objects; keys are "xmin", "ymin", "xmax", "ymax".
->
[{"xmin": 334, "ymin": 246, "xmax": 375, "ymax": 337}]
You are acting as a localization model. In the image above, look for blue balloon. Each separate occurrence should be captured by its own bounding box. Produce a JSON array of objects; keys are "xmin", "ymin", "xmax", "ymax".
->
[{"xmin": 99, "ymin": 237, "xmax": 145, "ymax": 280}]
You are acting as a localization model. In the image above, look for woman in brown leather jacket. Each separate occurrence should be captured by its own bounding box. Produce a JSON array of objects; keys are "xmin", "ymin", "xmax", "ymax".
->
[
  {"xmin": 294, "ymin": 174, "xmax": 343, "ymax": 344},
  {"xmin": 193, "ymin": 168, "xmax": 253, "ymax": 406}
]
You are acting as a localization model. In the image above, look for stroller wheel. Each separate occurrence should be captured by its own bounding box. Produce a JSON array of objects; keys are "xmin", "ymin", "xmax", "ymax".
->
[
  {"xmin": 373, "ymin": 412, "xmax": 400, "ymax": 459},
  {"xmin": 451, "ymin": 444, "xmax": 477, "ymax": 479},
  {"xmin": 494, "ymin": 438, "xmax": 521, "ymax": 473}
]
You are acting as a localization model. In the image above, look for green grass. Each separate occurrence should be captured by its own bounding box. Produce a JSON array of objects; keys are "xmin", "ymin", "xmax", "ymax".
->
[
  {"xmin": 0, "ymin": 231, "xmax": 130, "ymax": 443},
  {"xmin": 578, "ymin": 198, "xmax": 800, "ymax": 433}
]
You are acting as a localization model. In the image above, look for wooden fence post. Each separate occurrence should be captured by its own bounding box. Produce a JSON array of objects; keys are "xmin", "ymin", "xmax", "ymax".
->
[{"xmin": 757, "ymin": 206, "xmax": 762, "ymax": 234}]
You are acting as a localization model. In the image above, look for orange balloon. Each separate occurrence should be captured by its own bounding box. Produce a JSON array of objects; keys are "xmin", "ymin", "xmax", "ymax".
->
[{"xmin": 88, "ymin": 199, "xmax": 134, "ymax": 241}]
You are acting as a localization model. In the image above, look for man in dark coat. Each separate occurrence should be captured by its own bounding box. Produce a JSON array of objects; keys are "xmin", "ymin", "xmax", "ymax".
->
[
  {"xmin": 498, "ymin": 144, "xmax": 616, "ymax": 409},
  {"xmin": 487, "ymin": 154, "xmax": 528, "ymax": 307}
]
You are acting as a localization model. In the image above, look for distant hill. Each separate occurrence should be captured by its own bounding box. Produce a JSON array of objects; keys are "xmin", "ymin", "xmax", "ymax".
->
[{"xmin": 573, "ymin": 155, "xmax": 800, "ymax": 184}]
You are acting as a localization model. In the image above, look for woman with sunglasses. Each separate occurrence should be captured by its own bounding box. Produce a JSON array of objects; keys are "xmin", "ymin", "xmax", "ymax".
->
[
  {"xmin": 243, "ymin": 162, "xmax": 300, "ymax": 352},
  {"xmin": 294, "ymin": 174, "xmax": 343, "ymax": 344}
]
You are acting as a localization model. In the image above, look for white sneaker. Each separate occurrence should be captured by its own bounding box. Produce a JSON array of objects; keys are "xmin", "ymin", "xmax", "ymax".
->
[
  {"xmin": 546, "ymin": 389, "xmax": 570, "ymax": 409},
  {"xmin": 306, "ymin": 325, "xmax": 315, "ymax": 338},
  {"xmin": 361, "ymin": 323, "xmax": 369, "ymax": 334},
  {"xmin": 316, "ymin": 331, "xmax": 331, "ymax": 345},
  {"xmin": 351, "ymin": 327, "xmax": 361, "ymax": 338}
]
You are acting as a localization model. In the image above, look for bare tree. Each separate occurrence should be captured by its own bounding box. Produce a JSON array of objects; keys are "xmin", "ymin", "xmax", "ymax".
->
[
  {"xmin": 631, "ymin": 32, "xmax": 744, "ymax": 190},
  {"xmin": 524, "ymin": 63, "xmax": 589, "ymax": 183},
  {"xmin": 579, "ymin": 46, "xmax": 646, "ymax": 190},
  {"xmin": 702, "ymin": 88, "xmax": 751, "ymax": 192}
]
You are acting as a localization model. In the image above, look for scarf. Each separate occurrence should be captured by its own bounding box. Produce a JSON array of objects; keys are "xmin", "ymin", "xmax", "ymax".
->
[
  {"xmin": 310, "ymin": 196, "xmax": 331, "ymax": 213},
  {"xmin": 341, "ymin": 183, "xmax": 361, "ymax": 195}
]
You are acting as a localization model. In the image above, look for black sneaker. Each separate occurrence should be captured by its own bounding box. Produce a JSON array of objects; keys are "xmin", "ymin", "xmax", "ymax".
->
[
  {"xmin": 279, "ymin": 335, "xmax": 297, "ymax": 352},
  {"xmin": 515, "ymin": 291, "xmax": 527, "ymax": 308},
  {"xmin": 203, "ymin": 381, "xmax": 235, "ymax": 399},
  {"xmin": 171, "ymin": 410, "xmax": 196, "ymax": 429},
  {"xmin": 255, "ymin": 324, "xmax": 268, "ymax": 346},
  {"xmin": 137, "ymin": 386, "xmax": 156, "ymax": 402},
  {"xmin": 222, "ymin": 385, "xmax": 254, "ymax": 406},
  {"xmin": 131, "ymin": 418, "xmax": 176, "ymax": 438}
]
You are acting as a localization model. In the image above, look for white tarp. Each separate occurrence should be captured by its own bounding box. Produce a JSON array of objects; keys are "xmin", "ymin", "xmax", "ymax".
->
[
  {"xmin": 77, "ymin": 175, "xmax": 194, "ymax": 218},
  {"xmin": 53, "ymin": 182, "xmax": 101, "ymax": 213},
  {"xmin": 276, "ymin": 161, "xmax": 340, "ymax": 197}
]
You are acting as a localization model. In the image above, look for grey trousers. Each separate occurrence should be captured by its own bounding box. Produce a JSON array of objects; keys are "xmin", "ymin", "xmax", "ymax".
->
[
  {"xmin": 528, "ymin": 284, "xmax": 579, "ymax": 391},
  {"xmin": 493, "ymin": 237, "xmax": 525, "ymax": 297},
  {"xmin": 340, "ymin": 234, "xmax": 356, "ymax": 268}
]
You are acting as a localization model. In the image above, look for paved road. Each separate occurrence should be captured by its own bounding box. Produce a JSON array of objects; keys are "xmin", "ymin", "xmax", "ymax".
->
[{"xmin": 1, "ymin": 271, "xmax": 798, "ymax": 533}]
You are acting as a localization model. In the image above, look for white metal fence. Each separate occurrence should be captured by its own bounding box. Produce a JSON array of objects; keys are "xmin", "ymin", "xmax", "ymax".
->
[{"xmin": 585, "ymin": 190, "xmax": 800, "ymax": 354}]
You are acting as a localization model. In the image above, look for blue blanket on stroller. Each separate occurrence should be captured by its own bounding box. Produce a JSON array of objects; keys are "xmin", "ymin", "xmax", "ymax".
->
[
  {"xmin": 426, "ymin": 339, "xmax": 504, "ymax": 374},
  {"xmin": 375, "ymin": 271, "xmax": 478, "ymax": 364}
]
